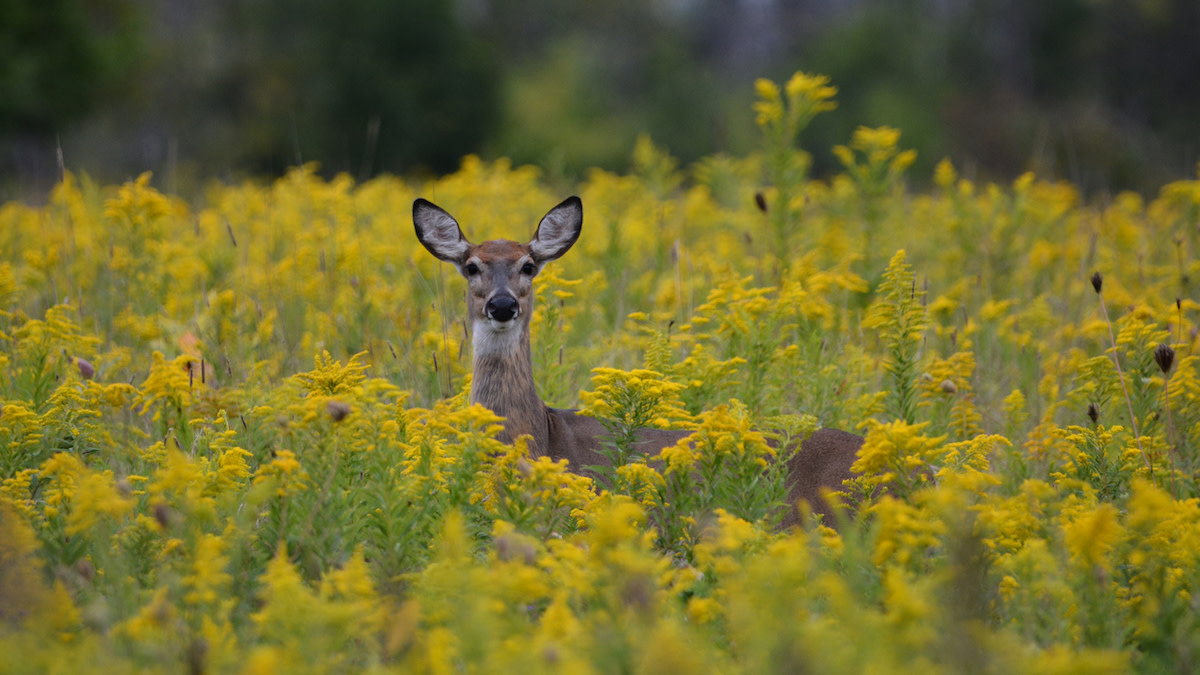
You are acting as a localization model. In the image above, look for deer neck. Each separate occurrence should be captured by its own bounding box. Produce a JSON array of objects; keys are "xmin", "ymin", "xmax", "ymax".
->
[{"xmin": 469, "ymin": 320, "xmax": 551, "ymax": 454}]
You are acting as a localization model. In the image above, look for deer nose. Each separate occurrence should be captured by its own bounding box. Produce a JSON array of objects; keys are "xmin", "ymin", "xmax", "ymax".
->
[{"xmin": 486, "ymin": 295, "xmax": 519, "ymax": 322}]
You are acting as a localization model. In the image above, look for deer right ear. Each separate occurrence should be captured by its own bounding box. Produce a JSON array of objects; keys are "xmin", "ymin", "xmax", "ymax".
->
[{"xmin": 413, "ymin": 199, "xmax": 471, "ymax": 264}]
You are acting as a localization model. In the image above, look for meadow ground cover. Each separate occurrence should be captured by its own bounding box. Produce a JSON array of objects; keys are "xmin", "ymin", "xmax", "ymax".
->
[{"xmin": 2, "ymin": 73, "xmax": 1200, "ymax": 673}]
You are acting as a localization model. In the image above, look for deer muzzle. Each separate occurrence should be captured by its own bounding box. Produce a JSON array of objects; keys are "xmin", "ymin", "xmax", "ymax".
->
[{"xmin": 485, "ymin": 294, "xmax": 520, "ymax": 323}]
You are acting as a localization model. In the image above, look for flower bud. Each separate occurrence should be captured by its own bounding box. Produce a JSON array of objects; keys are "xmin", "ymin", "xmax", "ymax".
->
[{"xmin": 326, "ymin": 399, "xmax": 351, "ymax": 422}]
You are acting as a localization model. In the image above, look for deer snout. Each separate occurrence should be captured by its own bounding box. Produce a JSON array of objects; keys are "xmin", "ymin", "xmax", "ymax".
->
[{"xmin": 485, "ymin": 294, "xmax": 520, "ymax": 322}]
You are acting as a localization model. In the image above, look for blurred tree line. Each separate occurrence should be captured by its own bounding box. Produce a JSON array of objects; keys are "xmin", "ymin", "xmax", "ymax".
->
[{"xmin": 1, "ymin": 0, "xmax": 1197, "ymax": 197}]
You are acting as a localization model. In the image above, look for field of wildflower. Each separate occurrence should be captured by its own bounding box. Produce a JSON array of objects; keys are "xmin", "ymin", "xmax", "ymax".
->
[{"xmin": 3, "ymin": 72, "xmax": 1200, "ymax": 674}]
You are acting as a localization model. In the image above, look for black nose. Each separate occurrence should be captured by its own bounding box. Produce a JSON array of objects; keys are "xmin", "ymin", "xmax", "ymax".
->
[{"xmin": 486, "ymin": 295, "xmax": 519, "ymax": 322}]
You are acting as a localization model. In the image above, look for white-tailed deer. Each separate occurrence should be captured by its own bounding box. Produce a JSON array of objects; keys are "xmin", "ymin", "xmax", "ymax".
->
[{"xmin": 413, "ymin": 196, "xmax": 864, "ymax": 526}]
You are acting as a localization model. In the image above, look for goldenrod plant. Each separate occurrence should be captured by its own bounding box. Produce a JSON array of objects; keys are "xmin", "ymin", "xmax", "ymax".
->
[{"xmin": 4, "ymin": 73, "xmax": 1200, "ymax": 672}]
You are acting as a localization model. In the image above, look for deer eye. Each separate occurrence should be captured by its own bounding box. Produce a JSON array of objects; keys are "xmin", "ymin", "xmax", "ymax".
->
[
  {"xmin": 521, "ymin": 262, "xmax": 537, "ymax": 276},
  {"xmin": 463, "ymin": 263, "xmax": 480, "ymax": 277}
]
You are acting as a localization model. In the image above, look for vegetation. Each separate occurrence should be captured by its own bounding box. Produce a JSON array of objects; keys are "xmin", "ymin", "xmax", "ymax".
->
[{"xmin": 3, "ymin": 72, "xmax": 1200, "ymax": 673}]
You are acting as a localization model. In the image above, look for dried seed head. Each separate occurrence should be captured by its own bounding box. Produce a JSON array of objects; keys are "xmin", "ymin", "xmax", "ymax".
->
[
  {"xmin": 326, "ymin": 399, "xmax": 352, "ymax": 422},
  {"xmin": 939, "ymin": 379, "xmax": 958, "ymax": 394},
  {"xmin": 1155, "ymin": 343, "xmax": 1176, "ymax": 374},
  {"xmin": 154, "ymin": 501, "xmax": 173, "ymax": 529},
  {"xmin": 495, "ymin": 534, "xmax": 537, "ymax": 565},
  {"xmin": 152, "ymin": 597, "xmax": 171, "ymax": 623},
  {"xmin": 187, "ymin": 637, "xmax": 209, "ymax": 675},
  {"xmin": 1090, "ymin": 271, "xmax": 1103, "ymax": 294},
  {"xmin": 76, "ymin": 357, "xmax": 95, "ymax": 380},
  {"xmin": 1087, "ymin": 403, "xmax": 1100, "ymax": 424},
  {"xmin": 620, "ymin": 573, "xmax": 655, "ymax": 612},
  {"xmin": 75, "ymin": 558, "xmax": 96, "ymax": 583}
]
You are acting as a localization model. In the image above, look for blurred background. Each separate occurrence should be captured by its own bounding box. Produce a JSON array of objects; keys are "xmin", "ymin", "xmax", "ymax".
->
[{"xmin": 2, "ymin": 0, "xmax": 1198, "ymax": 200}]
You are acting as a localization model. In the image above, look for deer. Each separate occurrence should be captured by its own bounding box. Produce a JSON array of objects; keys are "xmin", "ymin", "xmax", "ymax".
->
[{"xmin": 413, "ymin": 195, "xmax": 864, "ymax": 527}]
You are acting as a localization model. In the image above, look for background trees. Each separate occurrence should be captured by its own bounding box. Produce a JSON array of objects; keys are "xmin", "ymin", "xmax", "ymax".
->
[{"xmin": 2, "ymin": 0, "xmax": 1197, "ymax": 197}]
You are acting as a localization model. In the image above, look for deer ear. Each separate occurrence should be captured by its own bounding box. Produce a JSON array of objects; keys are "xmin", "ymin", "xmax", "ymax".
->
[
  {"xmin": 414, "ymin": 199, "xmax": 471, "ymax": 264},
  {"xmin": 530, "ymin": 196, "xmax": 582, "ymax": 263}
]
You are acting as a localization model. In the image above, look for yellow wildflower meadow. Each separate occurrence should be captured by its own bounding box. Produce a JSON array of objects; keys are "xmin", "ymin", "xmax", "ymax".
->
[{"xmin": 2, "ymin": 72, "xmax": 1200, "ymax": 672}]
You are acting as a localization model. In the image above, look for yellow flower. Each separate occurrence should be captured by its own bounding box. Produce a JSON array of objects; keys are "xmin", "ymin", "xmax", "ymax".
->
[
  {"xmin": 657, "ymin": 437, "xmax": 697, "ymax": 476},
  {"xmin": 754, "ymin": 77, "xmax": 780, "ymax": 102},
  {"xmin": 686, "ymin": 595, "xmax": 722, "ymax": 624},
  {"xmin": 253, "ymin": 450, "xmax": 309, "ymax": 496},
  {"xmin": 754, "ymin": 71, "xmax": 836, "ymax": 134},
  {"xmin": 753, "ymin": 79, "xmax": 783, "ymax": 127},
  {"xmin": 538, "ymin": 591, "xmax": 581, "ymax": 641},
  {"xmin": 67, "ymin": 470, "xmax": 133, "ymax": 535},
  {"xmin": 634, "ymin": 621, "xmax": 712, "ymax": 674},
  {"xmin": 614, "ymin": 462, "xmax": 664, "ymax": 507},
  {"xmin": 585, "ymin": 499, "xmax": 647, "ymax": 552},
  {"xmin": 850, "ymin": 419, "xmax": 945, "ymax": 493},
  {"xmin": 113, "ymin": 586, "xmax": 175, "ymax": 643},
  {"xmin": 934, "ymin": 157, "xmax": 957, "ymax": 188},
  {"xmin": 291, "ymin": 350, "xmax": 368, "ymax": 397},
  {"xmin": 238, "ymin": 647, "xmax": 284, "ymax": 675},
  {"xmin": 136, "ymin": 351, "xmax": 194, "ymax": 419},
  {"xmin": 869, "ymin": 495, "xmax": 944, "ymax": 568},
  {"xmin": 784, "ymin": 71, "xmax": 837, "ymax": 104},
  {"xmin": 1063, "ymin": 503, "xmax": 1122, "ymax": 572},
  {"xmin": 183, "ymin": 533, "xmax": 232, "ymax": 607},
  {"xmin": 694, "ymin": 509, "xmax": 766, "ymax": 576},
  {"xmin": 212, "ymin": 446, "xmax": 253, "ymax": 494},
  {"xmin": 578, "ymin": 367, "xmax": 690, "ymax": 430},
  {"xmin": 998, "ymin": 575, "xmax": 1019, "ymax": 602},
  {"xmin": 882, "ymin": 568, "xmax": 934, "ymax": 632}
]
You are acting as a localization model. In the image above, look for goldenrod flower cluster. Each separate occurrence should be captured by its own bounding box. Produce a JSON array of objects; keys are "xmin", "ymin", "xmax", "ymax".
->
[{"xmin": 3, "ymin": 72, "xmax": 1200, "ymax": 672}]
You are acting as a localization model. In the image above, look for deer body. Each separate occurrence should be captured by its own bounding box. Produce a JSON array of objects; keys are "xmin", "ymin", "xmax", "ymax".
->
[{"xmin": 414, "ymin": 196, "xmax": 863, "ymax": 526}]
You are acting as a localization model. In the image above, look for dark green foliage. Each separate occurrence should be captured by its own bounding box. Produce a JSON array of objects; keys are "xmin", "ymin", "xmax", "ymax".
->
[
  {"xmin": 229, "ymin": 0, "xmax": 500, "ymax": 176},
  {"xmin": 0, "ymin": 0, "xmax": 142, "ymax": 135}
]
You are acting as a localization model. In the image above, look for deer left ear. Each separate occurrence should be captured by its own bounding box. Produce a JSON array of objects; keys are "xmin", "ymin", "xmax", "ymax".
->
[{"xmin": 529, "ymin": 196, "xmax": 582, "ymax": 263}]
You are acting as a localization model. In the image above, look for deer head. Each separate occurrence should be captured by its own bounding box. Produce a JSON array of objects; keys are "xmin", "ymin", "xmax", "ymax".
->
[{"xmin": 413, "ymin": 196, "xmax": 583, "ymax": 356}]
